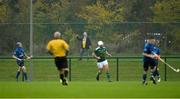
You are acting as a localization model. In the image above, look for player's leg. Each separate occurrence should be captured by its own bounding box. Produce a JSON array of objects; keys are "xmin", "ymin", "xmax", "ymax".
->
[
  {"xmin": 16, "ymin": 60, "xmax": 23, "ymax": 81},
  {"xmin": 57, "ymin": 57, "xmax": 68, "ymax": 86},
  {"xmin": 84, "ymin": 49, "xmax": 89, "ymax": 60},
  {"xmin": 64, "ymin": 68, "xmax": 69, "ymax": 79},
  {"xmin": 16, "ymin": 66, "xmax": 21, "ymax": 81},
  {"xmin": 59, "ymin": 69, "xmax": 66, "ymax": 85},
  {"xmin": 96, "ymin": 62, "xmax": 103, "ymax": 81},
  {"xmin": 20, "ymin": 61, "xmax": 28, "ymax": 81},
  {"xmin": 150, "ymin": 64, "xmax": 157, "ymax": 84},
  {"xmin": 103, "ymin": 60, "xmax": 111, "ymax": 82},
  {"xmin": 55, "ymin": 57, "xmax": 65, "ymax": 84},
  {"xmin": 155, "ymin": 67, "xmax": 161, "ymax": 82},
  {"xmin": 22, "ymin": 66, "xmax": 28, "ymax": 81},
  {"xmin": 142, "ymin": 62, "xmax": 148, "ymax": 85},
  {"xmin": 79, "ymin": 48, "xmax": 84, "ymax": 60}
]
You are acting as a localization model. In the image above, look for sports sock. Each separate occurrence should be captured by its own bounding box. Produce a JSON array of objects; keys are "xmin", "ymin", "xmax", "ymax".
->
[
  {"xmin": 16, "ymin": 71, "xmax": 20, "ymax": 80},
  {"xmin": 151, "ymin": 71, "xmax": 156, "ymax": 78},
  {"xmin": 142, "ymin": 74, "xmax": 147, "ymax": 81},
  {"xmin": 106, "ymin": 72, "xmax": 111, "ymax": 81},
  {"xmin": 96, "ymin": 72, "xmax": 101, "ymax": 80},
  {"xmin": 156, "ymin": 70, "xmax": 160, "ymax": 78},
  {"xmin": 60, "ymin": 74, "xmax": 65, "ymax": 81},
  {"xmin": 64, "ymin": 70, "xmax": 68, "ymax": 78},
  {"xmin": 23, "ymin": 72, "xmax": 28, "ymax": 80}
]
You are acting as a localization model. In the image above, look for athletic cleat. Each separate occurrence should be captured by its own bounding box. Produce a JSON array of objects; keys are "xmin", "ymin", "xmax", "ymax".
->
[
  {"xmin": 157, "ymin": 77, "xmax": 161, "ymax": 82},
  {"xmin": 142, "ymin": 80, "xmax": 148, "ymax": 85},
  {"xmin": 59, "ymin": 79, "xmax": 62, "ymax": 83},
  {"xmin": 150, "ymin": 77, "xmax": 156, "ymax": 85},
  {"xmin": 96, "ymin": 76, "xmax": 99, "ymax": 81},
  {"xmin": 62, "ymin": 79, "xmax": 68, "ymax": 86}
]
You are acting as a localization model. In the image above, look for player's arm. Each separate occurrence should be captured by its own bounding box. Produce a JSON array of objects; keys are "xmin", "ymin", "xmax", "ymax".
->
[
  {"xmin": 143, "ymin": 46, "xmax": 157, "ymax": 59},
  {"xmin": 106, "ymin": 51, "xmax": 112, "ymax": 57},
  {"xmin": 143, "ymin": 53, "xmax": 158, "ymax": 59},
  {"xmin": 46, "ymin": 42, "xmax": 53, "ymax": 56},
  {"xmin": 92, "ymin": 52, "xmax": 100, "ymax": 60},
  {"xmin": 76, "ymin": 34, "xmax": 82, "ymax": 40},
  {"xmin": 12, "ymin": 55, "xmax": 22, "ymax": 61},
  {"xmin": 24, "ymin": 53, "xmax": 31, "ymax": 59},
  {"xmin": 47, "ymin": 50, "xmax": 53, "ymax": 55},
  {"xmin": 63, "ymin": 41, "xmax": 69, "ymax": 56}
]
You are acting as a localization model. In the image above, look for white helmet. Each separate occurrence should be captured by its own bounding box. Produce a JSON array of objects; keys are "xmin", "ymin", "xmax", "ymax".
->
[
  {"xmin": 54, "ymin": 31, "xmax": 61, "ymax": 38},
  {"xmin": 98, "ymin": 41, "xmax": 104, "ymax": 46},
  {"xmin": 16, "ymin": 42, "xmax": 22, "ymax": 47}
]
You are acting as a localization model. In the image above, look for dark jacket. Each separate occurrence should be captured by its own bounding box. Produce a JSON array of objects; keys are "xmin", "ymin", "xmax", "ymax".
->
[{"xmin": 77, "ymin": 36, "xmax": 91, "ymax": 49}]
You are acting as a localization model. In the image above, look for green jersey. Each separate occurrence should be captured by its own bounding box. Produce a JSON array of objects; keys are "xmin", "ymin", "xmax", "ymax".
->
[{"xmin": 94, "ymin": 47, "xmax": 107, "ymax": 62}]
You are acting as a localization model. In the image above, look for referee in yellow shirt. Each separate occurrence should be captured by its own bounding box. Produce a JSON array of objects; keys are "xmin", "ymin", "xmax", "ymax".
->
[{"xmin": 47, "ymin": 31, "xmax": 69, "ymax": 86}]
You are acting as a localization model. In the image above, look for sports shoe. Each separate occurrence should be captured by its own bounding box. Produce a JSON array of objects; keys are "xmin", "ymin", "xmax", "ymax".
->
[
  {"xmin": 62, "ymin": 79, "xmax": 68, "ymax": 86},
  {"xmin": 96, "ymin": 75, "xmax": 99, "ymax": 81},
  {"xmin": 150, "ymin": 77, "xmax": 156, "ymax": 85},
  {"xmin": 157, "ymin": 77, "xmax": 161, "ymax": 82},
  {"xmin": 142, "ymin": 80, "xmax": 148, "ymax": 85},
  {"xmin": 59, "ymin": 79, "xmax": 62, "ymax": 83}
]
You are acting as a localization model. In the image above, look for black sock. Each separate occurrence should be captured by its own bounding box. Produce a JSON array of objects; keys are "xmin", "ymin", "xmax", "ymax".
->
[
  {"xmin": 156, "ymin": 70, "xmax": 160, "ymax": 77},
  {"xmin": 16, "ymin": 71, "xmax": 20, "ymax": 79},
  {"xmin": 96, "ymin": 72, "xmax": 101, "ymax": 80},
  {"xmin": 64, "ymin": 70, "xmax": 68, "ymax": 78},
  {"xmin": 23, "ymin": 72, "xmax": 28, "ymax": 80},
  {"xmin": 143, "ymin": 74, "xmax": 147, "ymax": 81},
  {"xmin": 60, "ymin": 74, "xmax": 65, "ymax": 81},
  {"xmin": 106, "ymin": 72, "xmax": 111, "ymax": 81},
  {"xmin": 152, "ymin": 71, "xmax": 156, "ymax": 78}
]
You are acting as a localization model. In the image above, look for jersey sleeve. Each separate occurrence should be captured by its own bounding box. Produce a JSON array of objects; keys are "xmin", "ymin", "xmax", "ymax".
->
[
  {"xmin": 46, "ymin": 41, "xmax": 52, "ymax": 51},
  {"xmin": 63, "ymin": 40, "xmax": 69, "ymax": 51},
  {"xmin": 157, "ymin": 48, "xmax": 160, "ymax": 55},
  {"xmin": 143, "ymin": 44, "xmax": 148, "ymax": 53}
]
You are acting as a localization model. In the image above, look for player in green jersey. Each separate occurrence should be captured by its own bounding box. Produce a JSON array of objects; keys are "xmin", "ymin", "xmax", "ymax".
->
[{"xmin": 92, "ymin": 41, "xmax": 112, "ymax": 82}]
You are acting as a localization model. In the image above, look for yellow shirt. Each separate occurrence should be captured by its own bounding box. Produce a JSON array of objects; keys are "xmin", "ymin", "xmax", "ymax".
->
[
  {"xmin": 47, "ymin": 39, "xmax": 69, "ymax": 57},
  {"xmin": 82, "ymin": 38, "xmax": 86, "ymax": 48}
]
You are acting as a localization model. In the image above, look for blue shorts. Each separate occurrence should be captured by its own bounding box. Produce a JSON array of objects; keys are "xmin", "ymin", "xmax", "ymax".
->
[
  {"xmin": 143, "ymin": 61, "xmax": 156, "ymax": 71},
  {"xmin": 17, "ymin": 60, "xmax": 24, "ymax": 67}
]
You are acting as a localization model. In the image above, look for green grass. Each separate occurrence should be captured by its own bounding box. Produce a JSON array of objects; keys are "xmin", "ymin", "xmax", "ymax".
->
[
  {"xmin": 0, "ymin": 58, "xmax": 180, "ymax": 81},
  {"xmin": 0, "ymin": 81, "xmax": 180, "ymax": 98},
  {"xmin": 0, "ymin": 58, "xmax": 180, "ymax": 98}
]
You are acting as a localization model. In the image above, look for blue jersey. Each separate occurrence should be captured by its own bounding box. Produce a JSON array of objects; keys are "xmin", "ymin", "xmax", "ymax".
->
[
  {"xmin": 153, "ymin": 47, "xmax": 160, "ymax": 55},
  {"xmin": 143, "ymin": 43, "xmax": 155, "ymax": 62},
  {"xmin": 13, "ymin": 47, "xmax": 25, "ymax": 59},
  {"xmin": 152, "ymin": 46, "xmax": 160, "ymax": 63}
]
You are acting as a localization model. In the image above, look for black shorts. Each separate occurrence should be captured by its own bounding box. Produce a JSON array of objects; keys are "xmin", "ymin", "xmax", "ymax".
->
[
  {"xmin": 143, "ymin": 61, "xmax": 156, "ymax": 71},
  {"xmin": 17, "ymin": 60, "xmax": 24, "ymax": 67},
  {"xmin": 54, "ymin": 57, "xmax": 68, "ymax": 70}
]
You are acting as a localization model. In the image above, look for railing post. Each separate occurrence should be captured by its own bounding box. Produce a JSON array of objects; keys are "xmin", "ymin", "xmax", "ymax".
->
[
  {"xmin": 164, "ymin": 57, "xmax": 167, "ymax": 81},
  {"xmin": 116, "ymin": 57, "xmax": 119, "ymax": 81},
  {"xmin": 69, "ymin": 58, "xmax": 71, "ymax": 81}
]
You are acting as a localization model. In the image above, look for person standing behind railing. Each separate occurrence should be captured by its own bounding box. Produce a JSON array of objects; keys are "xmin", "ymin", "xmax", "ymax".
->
[{"xmin": 76, "ymin": 32, "xmax": 91, "ymax": 60}]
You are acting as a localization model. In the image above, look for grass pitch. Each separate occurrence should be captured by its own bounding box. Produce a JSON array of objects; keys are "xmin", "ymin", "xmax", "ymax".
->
[
  {"xmin": 0, "ymin": 58, "xmax": 180, "ymax": 98},
  {"xmin": 0, "ymin": 81, "xmax": 180, "ymax": 98}
]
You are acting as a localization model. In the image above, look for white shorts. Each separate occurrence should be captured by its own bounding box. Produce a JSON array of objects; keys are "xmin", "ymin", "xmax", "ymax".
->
[{"xmin": 97, "ymin": 60, "xmax": 108, "ymax": 69}]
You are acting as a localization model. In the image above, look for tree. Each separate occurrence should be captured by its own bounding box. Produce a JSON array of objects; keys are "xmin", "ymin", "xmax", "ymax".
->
[{"xmin": 152, "ymin": 0, "xmax": 180, "ymax": 52}]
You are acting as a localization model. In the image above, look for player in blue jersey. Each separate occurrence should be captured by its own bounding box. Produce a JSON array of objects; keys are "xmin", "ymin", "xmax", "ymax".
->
[
  {"xmin": 92, "ymin": 41, "xmax": 112, "ymax": 82},
  {"xmin": 12, "ymin": 42, "xmax": 31, "ymax": 81},
  {"xmin": 152, "ymin": 46, "xmax": 161, "ymax": 82},
  {"xmin": 142, "ymin": 36, "xmax": 159, "ymax": 85}
]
